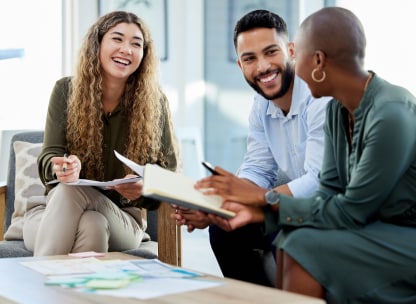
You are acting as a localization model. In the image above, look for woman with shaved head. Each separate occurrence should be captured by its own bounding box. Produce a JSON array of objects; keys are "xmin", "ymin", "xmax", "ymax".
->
[
  {"xmin": 276, "ymin": 6, "xmax": 416, "ymax": 302},
  {"xmin": 204, "ymin": 6, "xmax": 416, "ymax": 303}
]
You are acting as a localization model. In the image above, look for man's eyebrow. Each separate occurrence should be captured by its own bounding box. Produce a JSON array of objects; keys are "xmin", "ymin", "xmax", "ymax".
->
[
  {"xmin": 240, "ymin": 51, "xmax": 255, "ymax": 58},
  {"xmin": 262, "ymin": 44, "xmax": 279, "ymax": 52},
  {"xmin": 240, "ymin": 44, "xmax": 279, "ymax": 58},
  {"xmin": 110, "ymin": 31, "xmax": 143, "ymax": 41}
]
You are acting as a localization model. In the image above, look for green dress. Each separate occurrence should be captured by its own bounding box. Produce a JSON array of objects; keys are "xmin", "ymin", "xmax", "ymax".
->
[{"xmin": 265, "ymin": 73, "xmax": 416, "ymax": 303}]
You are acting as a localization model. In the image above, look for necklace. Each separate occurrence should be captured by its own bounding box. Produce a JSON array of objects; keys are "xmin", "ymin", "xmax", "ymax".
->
[
  {"xmin": 364, "ymin": 72, "xmax": 373, "ymax": 91},
  {"xmin": 348, "ymin": 114, "xmax": 354, "ymax": 145},
  {"xmin": 347, "ymin": 73, "xmax": 372, "ymax": 150}
]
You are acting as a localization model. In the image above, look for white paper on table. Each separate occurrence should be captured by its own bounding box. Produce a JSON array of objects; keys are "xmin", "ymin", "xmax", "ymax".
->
[
  {"xmin": 21, "ymin": 258, "xmax": 141, "ymax": 276},
  {"xmin": 83, "ymin": 277, "xmax": 223, "ymax": 300},
  {"xmin": 22, "ymin": 258, "xmax": 221, "ymax": 300},
  {"xmin": 20, "ymin": 258, "xmax": 104, "ymax": 276},
  {"xmin": 21, "ymin": 258, "xmax": 200, "ymax": 278}
]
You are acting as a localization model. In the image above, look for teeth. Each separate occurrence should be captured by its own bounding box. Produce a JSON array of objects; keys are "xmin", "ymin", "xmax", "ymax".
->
[
  {"xmin": 114, "ymin": 58, "xmax": 130, "ymax": 65},
  {"xmin": 260, "ymin": 74, "xmax": 277, "ymax": 83}
]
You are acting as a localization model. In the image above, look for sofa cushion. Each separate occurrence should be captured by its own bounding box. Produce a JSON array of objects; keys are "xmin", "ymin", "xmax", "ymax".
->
[
  {"xmin": 123, "ymin": 241, "xmax": 158, "ymax": 259},
  {"xmin": 0, "ymin": 240, "xmax": 33, "ymax": 258},
  {"xmin": 0, "ymin": 239, "xmax": 158, "ymax": 259},
  {"xmin": 4, "ymin": 141, "xmax": 44, "ymax": 240}
]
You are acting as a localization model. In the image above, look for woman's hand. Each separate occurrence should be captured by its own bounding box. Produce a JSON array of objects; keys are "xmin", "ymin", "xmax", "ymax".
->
[
  {"xmin": 208, "ymin": 202, "xmax": 265, "ymax": 231},
  {"xmin": 51, "ymin": 154, "xmax": 81, "ymax": 183},
  {"xmin": 111, "ymin": 174, "xmax": 143, "ymax": 201}
]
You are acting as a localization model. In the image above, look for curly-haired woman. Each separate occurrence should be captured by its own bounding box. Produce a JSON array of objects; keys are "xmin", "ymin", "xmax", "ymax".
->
[{"xmin": 23, "ymin": 11, "xmax": 178, "ymax": 256}]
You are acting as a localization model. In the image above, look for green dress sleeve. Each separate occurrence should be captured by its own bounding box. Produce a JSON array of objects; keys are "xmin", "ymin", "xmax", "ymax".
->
[{"xmin": 265, "ymin": 90, "xmax": 416, "ymax": 232}]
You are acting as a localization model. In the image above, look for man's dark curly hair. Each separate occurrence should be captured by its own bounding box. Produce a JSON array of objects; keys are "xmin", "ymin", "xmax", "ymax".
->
[{"xmin": 233, "ymin": 9, "xmax": 289, "ymax": 49}]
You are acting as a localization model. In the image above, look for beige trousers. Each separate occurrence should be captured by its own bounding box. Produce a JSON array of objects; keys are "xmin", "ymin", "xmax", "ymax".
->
[{"xmin": 23, "ymin": 184, "xmax": 146, "ymax": 256}]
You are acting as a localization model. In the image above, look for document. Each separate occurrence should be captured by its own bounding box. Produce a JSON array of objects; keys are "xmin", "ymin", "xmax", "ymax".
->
[
  {"xmin": 47, "ymin": 151, "xmax": 235, "ymax": 218},
  {"xmin": 91, "ymin": 277, "xmax": 222, "ymax": 300},
  {"xmin": 20, "ymin": 257, "xmax": 222, "ymax": 299},
  {"xmin": 47, "ymin": 176, "xmax": 141, "ymax": 189},
  {"xmin": 142, "ymin": 164, "xmax": 235, "ymax": 219},
  {"xmin": 47, "ymin": 150, "xmax": 144, "ymax": 189},
  {"xmin": 21, "ymin": 257, "xmax": 200, "ymax": 278},
  {"xmin": 114, "ymin": 150, "xmax": 144, "ymax": 176}
]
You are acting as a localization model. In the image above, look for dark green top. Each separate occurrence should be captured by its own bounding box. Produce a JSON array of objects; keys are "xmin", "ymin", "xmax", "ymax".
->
[
  {"xmin": 265, "ymin": 72, "xmax": 416, "ymax": 232},
  {"xmin": 38, "ymin": 77, "xmax": 178, "ymax": 210}
]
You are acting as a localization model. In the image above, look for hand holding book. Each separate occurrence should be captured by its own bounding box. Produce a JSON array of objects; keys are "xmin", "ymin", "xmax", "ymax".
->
[{"xmin": 142, "ymin": 164, "xmax": 235, "ymax": 219}]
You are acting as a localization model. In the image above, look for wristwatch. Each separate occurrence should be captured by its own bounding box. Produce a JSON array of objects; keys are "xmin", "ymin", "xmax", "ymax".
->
[{"xmin": 265, "ymin": 189, "xmax": 280, "ymax": 207}]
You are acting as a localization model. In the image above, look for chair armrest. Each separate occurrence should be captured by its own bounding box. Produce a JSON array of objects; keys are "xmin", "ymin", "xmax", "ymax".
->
[
  {"xmin": 0, "ymin": 183, "xmax": 6, "ymax": 241},
  {"xmin": 157, "ymin": 202, "xmax": 181, "ymax": 266}
]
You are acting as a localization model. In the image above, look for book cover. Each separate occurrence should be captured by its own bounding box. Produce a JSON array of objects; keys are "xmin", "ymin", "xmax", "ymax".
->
[{"xmin": 142, "ymin": 164, "xmax": 235, "ymax": 219}]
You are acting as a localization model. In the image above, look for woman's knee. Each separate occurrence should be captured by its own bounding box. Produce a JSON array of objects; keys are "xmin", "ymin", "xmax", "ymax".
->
[
  {"xmin": 78, "ymin": 211, "xmax": 109, "ymax": 236},
  {"xmin": 47, "ymin": 184, "xmax": 99, "ymax": 210},
  {"xmin": 281, "ymin": 251, "xmax": 324, "ymax": 297},
  {"xmin": 22, "ymin": 205, "xmax": 46, "ymax": 252},
  {"xmin": 72, "ymin": 211, "xmax": 109, "ymax": 252}
]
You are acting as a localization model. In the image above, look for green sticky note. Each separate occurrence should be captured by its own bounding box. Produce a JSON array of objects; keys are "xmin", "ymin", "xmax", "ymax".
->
[
  {"xmin": 85, "ymin": 279, "xmax": 131, "ymax": 289},
  {"xmin": 45, "ymin": 277, "xmax": 88, "ymax": 287}
]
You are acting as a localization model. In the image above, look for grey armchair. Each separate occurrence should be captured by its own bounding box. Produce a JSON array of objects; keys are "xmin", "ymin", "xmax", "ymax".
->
[{"xmin": 0, "ymin": 131, "xmax": 181, "ymax": 265}]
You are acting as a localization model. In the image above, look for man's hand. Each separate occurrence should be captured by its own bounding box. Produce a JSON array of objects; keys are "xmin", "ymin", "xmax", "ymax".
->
[{"xmin": 170, "ymin": 205, "xmax": 212, "ymax": 232}]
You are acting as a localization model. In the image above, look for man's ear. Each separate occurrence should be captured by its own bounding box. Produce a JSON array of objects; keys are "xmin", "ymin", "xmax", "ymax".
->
[{"xmin": 288, "ymin": 42, "xmax": 295, "ymax": 59}]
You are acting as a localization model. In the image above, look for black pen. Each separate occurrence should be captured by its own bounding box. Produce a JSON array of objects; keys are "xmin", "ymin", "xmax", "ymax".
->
[
  {"xmin": 201, "ymin": 161, "xmax": 219, "ymax": 175},
  {"xmin": 62, "ymin": 153, "xmax": 68, "ymax": 173}
]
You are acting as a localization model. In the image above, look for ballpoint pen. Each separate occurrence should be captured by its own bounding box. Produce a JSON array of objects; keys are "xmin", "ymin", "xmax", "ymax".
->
[{"xmin": 62, "ymin": 153, "xmax": 68, "ymax": 173}]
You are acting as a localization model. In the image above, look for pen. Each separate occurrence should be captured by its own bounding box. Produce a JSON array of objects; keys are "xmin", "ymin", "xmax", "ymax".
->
[
  {"xmin": 62, "ymin": 153, "xmax": 68, "ymax": 173},
  {"xmin": 201, "ymin": 161, "xmax": 219, "ymax": 175}
]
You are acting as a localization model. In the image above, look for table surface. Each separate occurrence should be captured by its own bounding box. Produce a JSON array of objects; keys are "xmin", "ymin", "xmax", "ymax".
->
[{"xmin": 0, "ymin": 252, "xmax": 325, "ymax": 304}]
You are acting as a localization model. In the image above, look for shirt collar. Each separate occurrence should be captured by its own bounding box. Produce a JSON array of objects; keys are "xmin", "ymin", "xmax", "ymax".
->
[{"xmin": 265, "ymin": 75, "xmax": 309, "ymax": 119}]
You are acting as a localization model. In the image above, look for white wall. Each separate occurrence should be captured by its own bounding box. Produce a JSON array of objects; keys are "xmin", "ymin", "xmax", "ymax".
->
[
  {"xmin": 160, "ymin": 0, "xmax": 205, "ymax": 178},
  {"xmin": 0, "ymin": 0, "xmax": 62, "ymax": 131},
  {"xmin": 337, "ymin": 0, "xmax": 416, "ymax": 96}
]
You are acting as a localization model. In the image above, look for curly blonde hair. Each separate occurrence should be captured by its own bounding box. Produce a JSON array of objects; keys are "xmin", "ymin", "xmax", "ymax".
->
[{"xmin": 66, "ymin": 11, "xmax": 167, "ymax": 180}]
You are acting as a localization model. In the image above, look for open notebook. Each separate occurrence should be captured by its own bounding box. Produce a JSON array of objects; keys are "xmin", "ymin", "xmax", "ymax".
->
[{"xmin": 142, "ymin": 164, "xmax": 235, "ymax": 219}]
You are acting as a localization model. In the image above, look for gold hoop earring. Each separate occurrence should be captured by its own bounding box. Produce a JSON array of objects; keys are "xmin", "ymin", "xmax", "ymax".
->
[{"xmin": 311, "ymin": 68, "xmax": 326, "ymax": 83}]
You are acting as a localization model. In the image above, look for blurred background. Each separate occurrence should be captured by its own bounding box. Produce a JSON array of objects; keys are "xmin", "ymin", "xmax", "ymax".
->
[{"xmin": 1, "ymin": 0, "xmax": 415, "ymax": 275}]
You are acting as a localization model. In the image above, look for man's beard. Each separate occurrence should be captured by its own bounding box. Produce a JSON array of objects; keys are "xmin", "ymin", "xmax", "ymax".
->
[{"xmin": 245, "ymin": 63, "xmax": 294, "ymax": 100}]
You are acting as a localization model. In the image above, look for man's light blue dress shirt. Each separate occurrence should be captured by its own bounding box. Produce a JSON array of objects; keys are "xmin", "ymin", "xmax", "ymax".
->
[{"xmin": 238, "ymin": 76, "xmax": 330, "ymax": 198}]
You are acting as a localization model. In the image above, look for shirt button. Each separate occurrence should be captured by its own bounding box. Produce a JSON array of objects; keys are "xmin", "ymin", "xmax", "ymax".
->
[
  {"xmin": 286, "ymin": 216, "xmax": 292, "ymax": 222},
  {"xmin": 297, "ymin": 218, "xmax": 304, "ymax": 223}
]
